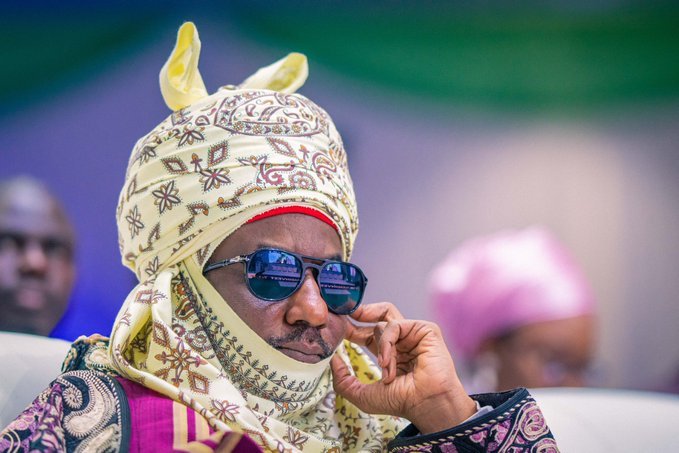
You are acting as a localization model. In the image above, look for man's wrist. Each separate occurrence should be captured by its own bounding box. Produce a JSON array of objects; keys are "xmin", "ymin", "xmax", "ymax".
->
[{"xmin": 409, "ymin": 391, "xmax": 477, "ymax": 435}]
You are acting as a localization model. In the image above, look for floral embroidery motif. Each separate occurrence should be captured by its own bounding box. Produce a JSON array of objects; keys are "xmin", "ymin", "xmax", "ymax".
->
[
  {"xmin": 0, "ymin": 371, "xmax": 125, "ymax": 452},
  {"xmin": 283, "ymin": 426, "xmax": 309, "ymax": 449},
  {"xmin": 152, "ymin": 180, "xmax": 181, "ymax": 214},
  {"xmin": 153, "ymin": 331, "xmax": 207, "ymax": 388},
  {"xmin": 176, "ymin": 125, "xmax": 205, "ymax": 147},
  {"xmin": 125, "ymin": 205, "xmax": 144, "ymax": 238},
  {"xmin": 212, "ymin": 400, "xmax": 240, "ymax": 423}
]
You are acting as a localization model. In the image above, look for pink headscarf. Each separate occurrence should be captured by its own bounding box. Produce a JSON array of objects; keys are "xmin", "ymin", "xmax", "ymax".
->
[{"xmin": 429, "ymin": 227, "xmax": 595, "ymax": 361}]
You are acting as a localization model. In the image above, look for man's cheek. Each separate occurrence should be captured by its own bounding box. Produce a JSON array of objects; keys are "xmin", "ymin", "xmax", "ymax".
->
[
  {"xmin": 331, "ymin": 316, "xmax": 349, "ymax": 347},
  {"xmin": 0, "ymin": 270, "xmax": 16, "ymax": 288},
  {"xmin": 52, "ymin": 267, "xmax": 76, "ymax": 290}
]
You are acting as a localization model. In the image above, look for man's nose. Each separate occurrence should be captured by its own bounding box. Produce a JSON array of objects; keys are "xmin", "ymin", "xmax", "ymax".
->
[
  {"xmin": 285, "ymin": 269, "xmax": 329, "ymax": 327},
  {"xmin": 20, "ymin": 241, "xmax": 48, "ymax": 275}
]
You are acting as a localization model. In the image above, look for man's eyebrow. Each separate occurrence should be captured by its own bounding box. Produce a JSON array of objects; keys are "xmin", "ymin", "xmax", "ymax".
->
[
  {"xmin": 254, "ymin": 242, "xmax": 278, "ymax": 251},
  {"xmin": 0, "ymin": 230, "xmax": 71, "ymax": 243},
  {"xmin": 253, "ymin": 243, "xmax": 343, "ymax": 261}
]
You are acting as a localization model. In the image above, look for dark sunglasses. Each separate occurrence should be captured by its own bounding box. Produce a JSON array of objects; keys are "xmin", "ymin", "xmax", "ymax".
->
[{"xmin": 203, "ymin": 248, "xmax": 367, "ymax": 315}]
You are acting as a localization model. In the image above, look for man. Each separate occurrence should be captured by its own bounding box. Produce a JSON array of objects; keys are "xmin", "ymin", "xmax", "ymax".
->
[
  {"xmin": 430, "ymin": 227, "xmax": 596, "ymax": 393},
  {"xmin": 0, "ymin": 23, "xmax": 556, "ymax": 452},
  {"xmin": 0, "ymin": 176, "xmax": 75, "ymax": 336}
]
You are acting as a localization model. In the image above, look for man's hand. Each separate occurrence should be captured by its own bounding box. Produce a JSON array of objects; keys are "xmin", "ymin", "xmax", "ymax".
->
[{"xmin": 330, "ymin": 302, "xmax": 477, "ymax": 434}]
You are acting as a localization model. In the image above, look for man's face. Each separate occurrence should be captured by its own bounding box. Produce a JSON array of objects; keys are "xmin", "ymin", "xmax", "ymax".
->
[
  {"xmin": 205, "ymin": 214, "xmax": 349, "ymax": 364},
  {"xmin": 492, "ymin": 316, "xmax": 595, "ymax": 390},
  {"xmin": 0, "ymin": 191, "xmax": 75, "ymax": 336}
]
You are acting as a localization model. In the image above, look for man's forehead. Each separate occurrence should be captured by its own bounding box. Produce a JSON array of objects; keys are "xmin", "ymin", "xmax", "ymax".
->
[
  {"xmin": 0, "ymin": 203, "xmax": 74, "ymax": 242},
  {"xmin": 219, "ymin": 214, "xmax": 343, "ymax": 259},
  {"xmin": 253, "ymin": 241, "xmax": 343, "ymax": 261}
]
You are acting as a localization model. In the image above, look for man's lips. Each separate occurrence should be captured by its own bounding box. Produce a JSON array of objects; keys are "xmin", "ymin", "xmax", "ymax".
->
[
  {"xmin": 275, "ymin": 344, "xmax": 326, "ymax": 363},
  {"xmin": 268, "ymin": 325, "xmax": 333, "ymax": 363},
  {"xmin": 15, "ymin": 285, "xmax": 48, "ymax": 310}
]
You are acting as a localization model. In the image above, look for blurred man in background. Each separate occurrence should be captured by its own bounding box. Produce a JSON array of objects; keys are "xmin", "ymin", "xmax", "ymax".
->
[
  {"xmin": 0, "ymin": 176, "xmax": 75, "ymax": 336},
  {"xmin": 429, "ymin": 226, "xmax": 596, "ymax": 392}
]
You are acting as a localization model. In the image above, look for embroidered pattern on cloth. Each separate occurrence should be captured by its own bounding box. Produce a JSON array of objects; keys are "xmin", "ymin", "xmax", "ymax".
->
[
  {"xmin": 0, "ymin": 370, "xmax": 126, "ymax": 452},
  {"xmin": 388, "ymin": 396, "xmax": 558, "ymax": 453}
]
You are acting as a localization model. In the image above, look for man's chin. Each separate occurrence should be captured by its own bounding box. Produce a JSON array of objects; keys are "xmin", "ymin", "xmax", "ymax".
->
[{"xmin": 1, "ymin": 291, "xmax": 64, "ymax": 335}]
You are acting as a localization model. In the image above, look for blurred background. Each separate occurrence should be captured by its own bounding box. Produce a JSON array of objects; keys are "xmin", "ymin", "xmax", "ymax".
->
[{"xmin": 1, "ymin": 0, "xmax": 677, "ymax": 392}]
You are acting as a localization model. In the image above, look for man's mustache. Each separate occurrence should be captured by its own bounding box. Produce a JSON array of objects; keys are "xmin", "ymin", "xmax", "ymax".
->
[{"xmin": 268, "ymin": 325, "xmax": 333, "ymax": 359}]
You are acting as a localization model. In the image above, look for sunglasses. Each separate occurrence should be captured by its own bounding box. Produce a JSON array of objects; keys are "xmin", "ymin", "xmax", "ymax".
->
[{"xmin": 203, "ymin": 248, "xmax": 368, "ymax": 315}]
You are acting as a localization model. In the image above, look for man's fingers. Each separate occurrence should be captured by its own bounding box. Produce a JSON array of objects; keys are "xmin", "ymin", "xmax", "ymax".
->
[
  {"xmin": 330, "ymin": 354, "xmax": 395, "ymax": 416},
  {"xmin": 346, "ymin": 319, "xmax": 405, "ymax": 383},
  {"xmin": 344, "ymin": 323, "xmax": 378, "ymax": 353},
  {"xmin": 350, "ymin": 302, "xmax": 404, "ymax": 324},
  {"xmin": 377, "ymin": 321, "xmax": 401, "ymax": 383},
  {"xmin": 330, "ymin": 354, "xmax": 363, "ymax": 403},
  {"xmin": 346, "ymin": 302, "xmax": 404, "ymax": 367}
]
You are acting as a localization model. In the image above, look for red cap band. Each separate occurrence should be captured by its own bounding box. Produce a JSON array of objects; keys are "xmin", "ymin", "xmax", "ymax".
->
[{"xmin": 246, "ymin": 206, "xmax": 339, "ymax": 232}]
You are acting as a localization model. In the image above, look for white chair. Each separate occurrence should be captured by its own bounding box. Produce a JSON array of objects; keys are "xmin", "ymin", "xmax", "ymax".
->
[
  {"xmin": 531, "ymin": 387, "xmax": 679, "ymax": 452},
  {"xmin": 0, "ymin": 331, "xmax": 71, "ymax": 428}
]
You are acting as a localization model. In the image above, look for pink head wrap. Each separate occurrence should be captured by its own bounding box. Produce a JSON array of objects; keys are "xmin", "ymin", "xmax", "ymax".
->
[{"xmin": 429, "ymin": 227, "xmax": 595, "ymax": 361}]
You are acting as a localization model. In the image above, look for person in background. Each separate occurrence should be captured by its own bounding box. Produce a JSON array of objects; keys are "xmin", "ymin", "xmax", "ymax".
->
[
  {"xmin": 429, "ymin": 227, "xmax": 597, "ymax": 392},
  {"xmin": 0, "ymin": 176, "xmax": 76, "ymax": 336}
]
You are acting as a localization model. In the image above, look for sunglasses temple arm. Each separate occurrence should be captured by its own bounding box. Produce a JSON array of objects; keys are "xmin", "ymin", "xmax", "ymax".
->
[{"xmin": 203, "ymin": 255, "xmax": 248, "ymax": 274}]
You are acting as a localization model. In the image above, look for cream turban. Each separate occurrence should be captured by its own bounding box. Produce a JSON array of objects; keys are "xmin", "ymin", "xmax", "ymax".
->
[{"xmin": 116, "ymin": 22, "xmax": 358, "ymax": 283}]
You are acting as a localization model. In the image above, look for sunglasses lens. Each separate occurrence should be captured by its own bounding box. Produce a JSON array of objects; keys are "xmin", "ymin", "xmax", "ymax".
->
[
  {"xmin": 247, "ymin": 250, "xmax": 302, "ymax": 300},
  {"xmin": 319, "ymin": 262, "xmax": 365, "ymax": 314}
]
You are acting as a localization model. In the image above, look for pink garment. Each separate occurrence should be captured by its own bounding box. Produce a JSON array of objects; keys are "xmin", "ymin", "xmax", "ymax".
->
[
  {"xmin": 117, "ymin": 377, "xmax": 262, "ymax": 452},
  {"xmin": 429, "ymin": 227, "xmax": 595, "ymax": 361}
]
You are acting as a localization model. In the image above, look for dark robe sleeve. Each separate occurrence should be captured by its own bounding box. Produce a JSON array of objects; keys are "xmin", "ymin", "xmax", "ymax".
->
[
  {"xmin": 387, "ymin": 388, "xmax": 558, "ymax": 452},
  {"xmin": 0, "ymin": 370, "xmax": 130, "ymax": 452}
]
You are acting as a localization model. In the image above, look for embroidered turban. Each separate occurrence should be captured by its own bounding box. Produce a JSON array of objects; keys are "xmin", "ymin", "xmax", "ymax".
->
[
  {"xmin": 105, "ymin": 22, "xmax": 402, "ymax": 452},
  {"xmin": 117, "ymin": 23, "xmax": 358, "ymax": 282},
  {"xmin": 429, "ymin": 227, "xmax": 596, "ymax": 361}
]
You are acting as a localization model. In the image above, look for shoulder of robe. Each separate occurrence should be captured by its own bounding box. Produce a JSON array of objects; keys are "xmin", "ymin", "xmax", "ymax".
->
[
  {"xmin": 61, "ymin": 333, "xmax": 119, "ymax": 377},
  {"xmin": 1, "ymin": 369, "xmax": 131, "ymax": 453}
]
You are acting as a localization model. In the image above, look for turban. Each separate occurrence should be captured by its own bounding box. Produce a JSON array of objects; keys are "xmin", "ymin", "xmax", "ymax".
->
[
  {"xmin": 104, "ymin": 22, "xmax": 402, "ymax": 451},
  {"xmin": 117, "ymin": 23, "xmax": 358, "ymax": 282},
  {"xmin": 429, "ymin": 227, "xmax": 595, "ymax": 361}
]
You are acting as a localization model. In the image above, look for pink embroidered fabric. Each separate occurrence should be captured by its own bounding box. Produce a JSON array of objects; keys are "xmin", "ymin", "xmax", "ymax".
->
[{"xmin": 117, "ymin": 378, "xmax": 261, "ymax": 452}]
